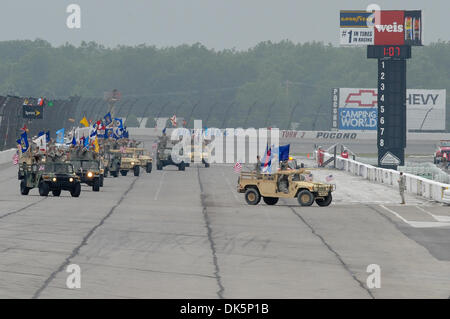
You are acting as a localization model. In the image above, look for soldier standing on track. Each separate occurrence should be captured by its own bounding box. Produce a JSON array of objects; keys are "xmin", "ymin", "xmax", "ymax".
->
[
  {"xmin": 398, "ymin": 171, "xmax": 406, "ymax": 204},
  {"xmin": 255, "ymin": 155, "xmax": 261, "ymax": 174}
]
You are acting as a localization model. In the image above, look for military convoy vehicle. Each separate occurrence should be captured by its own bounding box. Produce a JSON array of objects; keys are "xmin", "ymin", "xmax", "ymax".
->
[
  {"xmin": 104, "ymin": 150, "xmax": 122, "ymax": 177},
  {"xmin": 125, "ymin": 147, "xmax": 153, "ymax": 173},
  {"xmin": 237, "ymin": 169, "xmax": 335, "ymax": 207},
  {"xmin": 19, "ymin": 162, "xmax": 81, "ymax": 197},
  {"xmin": 156, "ymin": 144, "xmax": 186, "ymax": 171},
  {"xmin": 107, "ymin": 149, "xmax": 141, "ymax": 176},
  {"xmin": 188, "ymin": 144, "xmax": 210, "ymax": 168},
  {"xmin": 68, "ymin": 159, "xmax": 102, "ymax": 191}
]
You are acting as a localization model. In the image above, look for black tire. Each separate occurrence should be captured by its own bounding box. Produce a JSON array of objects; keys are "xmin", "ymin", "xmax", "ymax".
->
[
  {"xmin": 20, "ymin": 180, "xmax": 29, "ymax": 195},
  {"xmin": 104, "ymin": 168, "xmax": 109, "ymax": 177},
  {"xmin": 38, "ymin": 181, "xmax": 50, "ymax": 197},
  {"xmin": 146, "ymin": 162, "xmax": 152, "ymax": 173},
  {"xmin": 245, "ymin": 188, "xmax": 261, "ymax": 205},
  {"xmin": 178, "ymin": 162, "xmax": 185, "ymax": 171},
  {"xmin": 99, "ymin": 175, "xmax": 104, "ymax": 187},
  {"xmin": 92, "ymin": 179, "xmax": 100, "ymax": 192},
  {"xmin": 263, "ymin": 197, "xmax": 279, "ymax": 205},
  {"xmin": 120, "ymin": 170, "xmax": 128, "ymax": 176},
  {"xmin": 52, "ymin": 189, "xmax": 61, "ymax": 197},
  {"xmin": 134, "ymin": 165, "xmax": 140, "ymax": 176},
  {"xmin": 157, "ymin": 161, "xmax": 163, "ymax": 170},
  {"xmin": 316, "ymin": 194, "xmax": 332, "ymax": 207},
  {"xmin": 113, "ymin": 170, "xmax": 119, "ymax": 178},
  {"xmin": 71, "ymin": 182, "xmax": 81, "ymax": 197},
  {"xmin": 297, "ymin": 189, "xmax": 314, "ymax": 206},
  {"xmin": 204, "ymin": 162, "xmax": 210, "ymax": 168}
]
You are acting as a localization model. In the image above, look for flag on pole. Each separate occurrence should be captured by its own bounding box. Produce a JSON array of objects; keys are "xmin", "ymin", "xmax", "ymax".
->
[
  {"xmin": 104, "ymin": 112, "xmax": 112, "ymax": 126},
  {"xmin": 12, "ymin": 153, "xmax": 19, "ymax": 165},
  {"xmin": 261, "ymin": 144, "xmax": 272, "ymax": 173},
  {"xmin": 279, "ymin": 144, "xmax": 290, "ymax": 161},
  {"xmin": 94, "ymin": 136, "xmax": 99, "ymax": 153},
  {"xmin": 71, "ymin": 136, "xmax": 77, "ymax": 146},
  {"xmin": 17, "ymin": 131, "xmax": 29, "ymax": 153},
  {"xmin": 33, "ymin": 134, "xmax": 47, "ymax": 152},
  {"xmin": 233, "ymin": 162, "xmax": 242, "ymax": 173},
  {"xmin": 170, "ymin": 114, "xmax": 177, "ymax": 127},
  {"xmin": 80, "ymin": 116, "xmax": 89, "ymax": 127},
  {"xmin": 56, "ymin": 128, "xmax": 65, "ymax": 144}
]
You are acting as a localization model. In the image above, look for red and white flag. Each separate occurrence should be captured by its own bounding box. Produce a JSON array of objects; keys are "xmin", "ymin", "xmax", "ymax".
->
[
  {"xmin": 233, "ymin": 162, "xmax": 242, "ymax": 173},
  {"xmin": 170, "ymin": 114, "xmax": 177, "ymax": 127}
]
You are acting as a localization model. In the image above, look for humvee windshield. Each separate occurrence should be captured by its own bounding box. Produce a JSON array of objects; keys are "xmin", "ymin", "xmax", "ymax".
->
[
  {"xmin": 44, "ymin": 163, "xmax": 74, "ymax": 174},
  {"xmin": 70, "ymin": 160, "xmax": 99, "ymax": 170},
  {"xmin": 440, "ymin": 141, "xmax": 450, "ymax": 147}
]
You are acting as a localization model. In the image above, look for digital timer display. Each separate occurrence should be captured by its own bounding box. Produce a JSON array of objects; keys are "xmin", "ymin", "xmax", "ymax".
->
[{"xmin": 367, "ymin": 45, "xmax": 411, "ymax": 59}]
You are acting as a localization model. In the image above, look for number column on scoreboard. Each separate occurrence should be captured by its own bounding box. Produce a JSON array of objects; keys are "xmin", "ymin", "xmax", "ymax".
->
[{"xmin": 377, "ymin": 58, "xmax": 407, "ymax": 168}]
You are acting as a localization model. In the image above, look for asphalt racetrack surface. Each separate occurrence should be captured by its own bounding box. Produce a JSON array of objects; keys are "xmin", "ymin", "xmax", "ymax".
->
[{"xmin": 1, "ymin": 150, "xmax": 450, "ymax": 298}]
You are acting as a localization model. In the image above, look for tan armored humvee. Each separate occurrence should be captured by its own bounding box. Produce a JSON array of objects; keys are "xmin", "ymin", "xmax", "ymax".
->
[
  {"xmin": 237, "ymin": 169, "xmax": 335, "ymax": 206},
  {"xmin": 125, "ymin": 147, "xmax": 153, "ymax": 173}
]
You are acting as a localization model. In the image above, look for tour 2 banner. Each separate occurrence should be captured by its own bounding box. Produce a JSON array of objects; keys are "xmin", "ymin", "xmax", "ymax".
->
[
  {"xmin": 340, "ymin": 10, "xmax": 422, "ymax": 46},
  {"xmin": 332, "ymin": 88, "xmax": 446, "ymax": 131}
]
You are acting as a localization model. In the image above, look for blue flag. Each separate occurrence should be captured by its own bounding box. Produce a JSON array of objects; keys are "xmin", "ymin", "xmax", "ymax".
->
[
  {"xmin": 56, "ymin": 128, "xmax": 65, "ymax": 144},
  {"xmin": 162, "ymin": 127, "xmax": 167, "ymax": 134},
  {"xmin": 279, "ymin": 144, "xmax": 290, "ymax": 161},
  {"xmin": 38, "ymin": 131, "xmax": 45, "ymax": 137},
  {"xmin": 114, "ymin": 118, "xmax": 123, "ymax": 129},
  {"xmin": 104, "ymin": 112, "xmax": 112, "ymax": 126},
  {"xmin": 72, "ymin": 136, "xmax": 77, "ymax": 145},
  {"xmin": 46, "ymin": 131, "xmax": 50, "ymax": 143},
  {"xmin": 18, "ymin": 131, "xmax": 29, "ymax": 153}
]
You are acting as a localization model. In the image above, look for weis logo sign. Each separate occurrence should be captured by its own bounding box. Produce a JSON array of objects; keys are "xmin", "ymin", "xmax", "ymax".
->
[{"xmin": 374, "ymin": 11, "xmax": 405, "ymax": 45}]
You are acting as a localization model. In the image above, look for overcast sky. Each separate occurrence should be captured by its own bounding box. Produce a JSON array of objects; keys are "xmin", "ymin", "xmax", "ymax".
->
[{"xmin": 0, "ymin": 0, "xmax": 448, "ymax": 50}]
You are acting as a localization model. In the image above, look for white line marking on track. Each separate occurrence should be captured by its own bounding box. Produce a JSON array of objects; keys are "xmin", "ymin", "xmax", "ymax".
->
[
  {"xmin": 415, "ymin": 205, "xmax": 450, "ymax": 222},
  {"xmin": 154, "ymin": 171, "xmax": 166, "ymax": 201},
  {"xmin": 379, "ymin": 205, "xmax": 450, "ymax": 228}
]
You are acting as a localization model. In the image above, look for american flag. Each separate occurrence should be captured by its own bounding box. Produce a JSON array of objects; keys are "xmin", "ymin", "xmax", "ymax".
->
[
  {"xmin": 233, "ymin": 162, "xmax": 242, "ymax": 173},
  {"xmin": 170, "ymin": 114, "xmax": 177, "ymax": 127},
  {"xmin": 325, "ymin": 174, "xmax": 334, "ymax": 182},
  {"xmin": 12, "ymin": 153, "xmax": 19, "ymax": 165}
]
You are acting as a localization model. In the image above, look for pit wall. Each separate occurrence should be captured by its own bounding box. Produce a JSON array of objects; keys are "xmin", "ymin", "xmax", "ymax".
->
[
  {"xmin": 317, "ymin": 151, "xmax": 450, "ymax": 204},
  {"xmin": 0, "ymin": 149, "xmax": 16, "ymax": 165}
]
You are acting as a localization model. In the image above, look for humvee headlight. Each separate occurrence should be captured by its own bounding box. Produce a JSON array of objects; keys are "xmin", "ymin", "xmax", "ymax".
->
[
  {"xmin": 87, "ymin": 172, "xmax": 93, "ymax": 178},
  {"xmin": 131, "ymin": 162, "xmax": 135, "ymax": 165},
  {"xmin": 69, "ymin": 177, "xmax": 74, "ymax": 182},
  {"xmin": 52, "ymin": 177, "xmax": 57, "ymax": 182}
]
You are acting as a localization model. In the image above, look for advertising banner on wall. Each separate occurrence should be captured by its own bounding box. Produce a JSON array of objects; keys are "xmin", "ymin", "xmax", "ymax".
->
[
  {"xmin": 333, "ymin": 88, "xmax": 446, "ymax": 131},
  {"xmin": 340, "ymin": 10, "xmax": 422, "ymax": 46}
]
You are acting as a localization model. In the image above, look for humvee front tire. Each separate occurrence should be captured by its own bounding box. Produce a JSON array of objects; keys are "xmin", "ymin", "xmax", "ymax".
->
[
  {"xmin": 146, "ymin": 163, "xmax": 152, "ymax": 173},
  {"xmin": 52, "ymin": 189, "xmax": 61, "ymax": 197},
  {"xmin": 92, "ymin": 179, "xmax": 100, "ymax": 192},
  {"xmin": 297, "ymin": 189, "xmax": 314, "ymax": 206},
  {"xmin": 204, "ymin": 162, "xmax": 210, "ymax": 168},
  {"xmin": 99, "ymin": 175, "xmax": 104, "ymax": 187},
  {"xmin": 245, "ymin": 188, "xmax": 261, "ymax": 205},
  {"xmin": 178, "ymin": 162, "xmax": 185, "ymax": 171},
  {"xmin": 157, "ymin": 161, "xmax": 163, "ymax": 170},
  {"xmin": 38, "ymin": 181, "xmax": 50, "ymax": 197},
  {"xmin": 20, "ymin": 180, "xmax": 30, "ymax": 195},
  {"xmin": 120, "ymin": 170, "xmax": 128, "ymax": 176},
  {"xmin": 134, "ymin": 165, "xmax": 140, "ymax": 176},
  {"xmin": 263, "ymin": 197, "xmax": 279, "ymax": 205},
  {"xmin": 316, "ymin": 194, "xmax": 332, "ymax": 207},
  {"xmin": 71, "ymin": 183, "xmax": 81, "ymax": 197},
  {"xmin": 112, "ymin": 170, "xmax": 119, "ymax": 178}
]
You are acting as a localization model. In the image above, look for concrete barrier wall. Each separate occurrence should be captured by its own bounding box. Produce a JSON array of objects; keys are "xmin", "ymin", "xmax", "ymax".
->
[
  {"xmin": 0, "ymin": 149, "xmax": 16, "ymax": 165},
  {"xmin": 317, "ymin": 151, "xmax": 450, "ymax": 204}
]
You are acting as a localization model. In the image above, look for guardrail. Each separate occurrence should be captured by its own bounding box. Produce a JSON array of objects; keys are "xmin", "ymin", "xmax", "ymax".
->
[{"xmin": 316, "ymin": 151, "xmax": 450, "ymax": 204}]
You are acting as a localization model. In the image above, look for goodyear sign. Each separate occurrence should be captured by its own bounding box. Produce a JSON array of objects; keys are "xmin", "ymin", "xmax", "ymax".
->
[
  {"xmin": 23, "ymin": 105, "xmax": 43, "ymax": 119},
  {"xmin": 339, "ymin": 108, "xmax": 377, "ymax": 130}
]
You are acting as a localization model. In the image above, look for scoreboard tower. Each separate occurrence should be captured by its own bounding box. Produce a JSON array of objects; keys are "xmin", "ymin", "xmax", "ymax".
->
[{"xmin": 368, "ymin": 45, "xmax": 411, "ymax": 169}]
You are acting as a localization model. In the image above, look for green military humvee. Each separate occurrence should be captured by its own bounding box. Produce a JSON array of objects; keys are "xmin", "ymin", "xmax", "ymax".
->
[
  {"xmin": 68, "ymin": 159, "xmax": 102, "ymax": 191},
  {"xmin": 104, "ymin": 150, "xmax": 122, "ymax": 177},
  {"xmin": 19, "ymin": 162, "xmax": 81, "ymax": 197}
]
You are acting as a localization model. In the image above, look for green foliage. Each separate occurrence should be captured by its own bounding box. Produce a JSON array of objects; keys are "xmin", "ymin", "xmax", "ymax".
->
[{"xmin": 0, "ymin": 39, "xmax": 449, "ymax": 130}]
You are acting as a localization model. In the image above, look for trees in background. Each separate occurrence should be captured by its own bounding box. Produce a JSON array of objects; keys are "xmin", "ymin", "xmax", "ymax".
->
[{"xmin": 0, "ymin": 39, "xmax": 448, "ymax": 130}]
